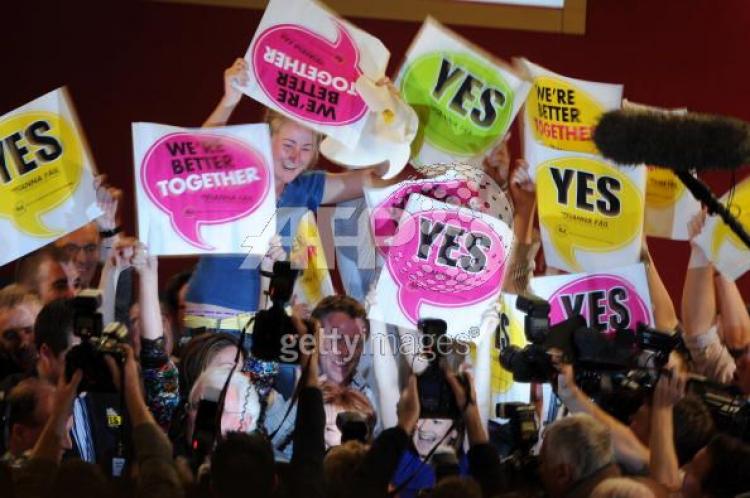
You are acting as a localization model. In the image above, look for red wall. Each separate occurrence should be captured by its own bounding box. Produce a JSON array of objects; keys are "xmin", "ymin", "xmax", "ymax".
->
[{"xmin": 3, "ymin": 0, "xmax": 750, "ymax": 305}]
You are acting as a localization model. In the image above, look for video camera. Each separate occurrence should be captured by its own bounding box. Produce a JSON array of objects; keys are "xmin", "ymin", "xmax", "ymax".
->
[
  {"xmin": 688, "ymin": 376, "xmax": 750, "ymax": 442},
  {"xmin": 493, "ymin": 402, "xmax": 540, "ymax": 488},
  {"xmin": 498, "ymin": 295, "xmax": 683, "ymax": 420},
  {"xmin": 500, "ymin": 294, "xmax": 679, "ymax": 382},
  {"xmin": 64, "ymin": 290, "xmax": 128, "ymax": 393},
  {"xmin": 251, "ymin": 261, "xmax": 309, "ymax": 363}
]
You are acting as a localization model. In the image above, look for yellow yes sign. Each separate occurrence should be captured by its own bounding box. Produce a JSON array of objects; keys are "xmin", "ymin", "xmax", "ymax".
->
[
  {"xmin": 526, "ymin": 76, "xmax": 605, "ymax": 154},
  {"xmin": 711, "ymin": 179, "xmax": 750, "ymax": 256},
  {"xmin": 518, "ymin": 59, "xmax": 622, "ymax": 155},
  {"xmin": 694, "ymin": 176, "xmax": 750, "ymax": 280},
  {"xmin": 535, "ymin": 151, "xmax": 645, "ymax": 272},
  {"xmin": 0, "ymin": 88, "xmax": 99, "ymax": 266},
  {"xmin": 0, "ymin": 111, "xmax": 83, "ymax": 237}
]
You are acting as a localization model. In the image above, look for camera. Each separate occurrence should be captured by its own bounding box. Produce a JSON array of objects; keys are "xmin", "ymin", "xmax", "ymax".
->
[
  {"xmin": 498, "ymin": 306, "xmax": 584, "ymax": 383},
  {"xmin": 64, "ymin": 290, "xmax": 128, "ymax": 393},
  {"xmin": 496, "ymin": 402, "xmax": 539, "ymax": 452},
  {"xmin": 515, "ymin": 295, "xmax": 551, "ymax": 345},
  {"xmin": 498, "ymin": 296, "xmax": 686, "ymax": 421},
  {"xmin": 688, "ymin": 375, "xmax": 750, "ymax": 442},
  {"xmin": 493, "ymin": 402, "xmax": 540, "ymax": 492},
  {"xmin": 416, "ymin": 318, "xmax": 464, "ymax": 420},
  {"xmin": 191, "ymin": 398, "xmax": 219, "ymax": 469},
  {"xmin": 251, "ymin": 261, "xmax": 307, "ymax": 363}
]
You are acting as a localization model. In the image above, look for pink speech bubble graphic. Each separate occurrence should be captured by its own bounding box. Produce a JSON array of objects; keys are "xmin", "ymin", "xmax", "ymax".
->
[
  {"xmin": 547, "ymin": 274, "xmax": 651, "ymax": 334},
  {"xmin": 372, "ymin": 178, "xmax": 500, "ymax": 257},
  {"xmin": 386, "ymin": 208, "xmax": 508, "ymax": 325},
  {"xmin": 141, "ymin": 132, "xmax": 270, "ymax": 250},
  {"xmin": 252, "ymin": 21, "xmax": 366, "ymax": 126}
]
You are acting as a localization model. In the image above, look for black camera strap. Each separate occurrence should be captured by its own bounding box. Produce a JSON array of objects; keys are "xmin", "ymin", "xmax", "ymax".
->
[
  {"xmin": 213, "ymin": 317, "xmax": 254, "ymax": 447},
  {"xmin": 268, "ymin": 357, "xmax": 311, "ymax": 443}
]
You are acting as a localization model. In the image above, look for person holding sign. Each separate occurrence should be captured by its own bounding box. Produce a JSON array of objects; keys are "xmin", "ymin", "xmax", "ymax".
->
[
  {"xmin": 186, "ymin": 59, "xmax": 388, "ymax": 320},
  {"xmin": 681, "ymin": 210, "xmax": 750, "ymax": 394}
]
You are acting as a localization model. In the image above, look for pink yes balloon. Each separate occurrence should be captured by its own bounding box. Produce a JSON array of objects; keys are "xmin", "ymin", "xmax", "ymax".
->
[
  {"xmin": 547, "ymin": 274, "xmax": 652, "ymax": 334},
  {"xmin": 371, "ymin": 178, "xmax": 497, "ymax": 256},
  {"xmin": 252, "ymin": 21, "xmax": 366, "ymax": 125},
  {"xmin": 386, "ymin": 207, "xmax": 509, "ymax": 325},
  {"xmin": 141, "ymin": 132, "xmax": 271, "ymax": 250}
]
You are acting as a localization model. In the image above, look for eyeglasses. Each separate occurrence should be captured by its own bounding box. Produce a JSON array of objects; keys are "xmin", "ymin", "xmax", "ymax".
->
[{"xmin": 61, "ymin": 243, "xmax": 98, "ymax": 259}]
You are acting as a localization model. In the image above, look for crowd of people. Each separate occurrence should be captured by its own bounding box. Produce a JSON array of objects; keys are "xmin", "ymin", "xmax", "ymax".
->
[{"xmin": 1, "ymin": 58, "xmax": 750, "ymax": 498}]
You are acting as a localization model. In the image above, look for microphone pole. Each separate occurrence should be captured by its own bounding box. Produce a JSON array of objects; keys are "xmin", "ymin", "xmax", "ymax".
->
[{"xmin": 674, "ymin": 170, "xmax": 750, "ymax": 250}]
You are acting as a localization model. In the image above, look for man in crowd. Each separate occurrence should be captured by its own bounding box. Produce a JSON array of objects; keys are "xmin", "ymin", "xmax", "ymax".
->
[
  {"xmin": 0, "ymin": 285, "xmax": 42, "ymax": 378},
  {"xmin": 52, "ymin": 179, "xmax": 124, "ymax": 290},
  {"xmin": 1, "ymin": 378, "xmax": 67, "ymax": 467},
  {"xmin": 0, "ymin": 298, "xmax": 121, "ymax": 470},
  {"xmin": 540, "ymin": 414, "xmax": 621, "ymax": 498},
  {"xmin": 15, "ymin": 248, "xmax": 75, "ymax": 305},
  {"xmin": 54, "ymin": 224, "xmax": 101, "ymax": 290}
]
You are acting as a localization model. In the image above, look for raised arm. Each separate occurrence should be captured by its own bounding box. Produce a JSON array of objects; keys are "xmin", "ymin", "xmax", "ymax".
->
[
  {"xmin": 649, "ymin": 369, "xmax": 685, "ymax": 493},
  {"xmin": 120, "ymin": 345, "xmax": 183, "ymax": 498},
  {"xmin": 445, "ymin": 369, "xmax": 506, "ymax": 497},
  {"xmin": 714, "ymin": 272, "xmax": 750, "ymax": 351},
  {"xmin": 641, "ymin": 239, "xmax": 679, "ymax": 331},
  {"xmin": 203, "ymin": 58, "xmax": 248, "ymax": 128},
  {"xmin": 680, "ymin": 211, "xmax": 737, "ymax": 383},
  {"xmin": 503, "ymin": 159, "xmax": 538, "ymax": 295},
  {"xmin": 556, "ymin": 364, "xmax": 650, "ymax": 473},
  {"xmin": 129, "ymin": 240, "xmax": 181, "ymax": 430},
  {"xmin": 96, "ymin": 176, "xmax": 124, "ymax": 324},
  {"xmin": 681, "ymin": 210, "xmax": 717, "ymax": 337},
  {"xmin": 130, "ymin": 241, "xmax": 162, "ymax": 343},
  {"xmin": 364, "ymin": 278, "xmax": 400, "ymax": 429},
  {"xmin": 288, "ymin": 318, "xmax": 326, "ymax": 498}
]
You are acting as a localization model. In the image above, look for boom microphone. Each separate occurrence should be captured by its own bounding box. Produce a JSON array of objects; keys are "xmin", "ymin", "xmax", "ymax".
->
[
  {"xmin": 594, "ymin": 108, "xmax": 750, "ymax": 250},
  {"xmin": 593, "ymin": 109, "xmax": 750, "ymax": 171}
]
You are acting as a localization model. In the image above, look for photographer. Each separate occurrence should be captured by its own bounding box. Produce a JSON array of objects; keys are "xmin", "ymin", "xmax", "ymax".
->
[
  {"xmin": 321, "ymin": 381, "xmax": 376, "ymax": 449},
  {"xmin": 341, "ymin": 364, "xmax": 502, "ymax": 498},
  {"xmin": 0, "ymin": 286, "xmax": 41, "ymax": 380},
  {"xmin": 1, "ymin": 379, "xmax": 58, "ymax": 468},
  {"xmin": 555, "ymin": 362, "xmax": 715, "ymax": 474},
  {"xmin": 0, "ymin": 298, "xmax": 122, "ymax": 467},
  {"xmin": 648, "ymin": 368, "xmax": 750, "ymax": 497},
  {"xmin": 11, "ymin": 345, "xmax": 183, "ymax": 498},
  {"xmin": 207, "ymin": 311, "xmax": 326, "ymax": 498},
  {"xmin": 539, "ymin": 413, "xmax": 620, "ymax": 498}
]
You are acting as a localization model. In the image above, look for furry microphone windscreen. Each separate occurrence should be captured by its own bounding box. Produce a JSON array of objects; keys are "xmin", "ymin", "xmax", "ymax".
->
[{"xmin": 593, "ymin": 109, "xmax": 750, "ymax": 172}]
